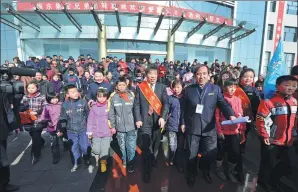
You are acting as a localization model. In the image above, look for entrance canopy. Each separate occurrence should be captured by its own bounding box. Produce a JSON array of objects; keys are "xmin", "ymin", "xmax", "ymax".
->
[{"xmin": 1, "ymin": 1, "xmax": 257, "ymax": 44}]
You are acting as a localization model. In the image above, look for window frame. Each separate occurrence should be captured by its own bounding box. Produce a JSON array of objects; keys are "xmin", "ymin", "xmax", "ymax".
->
[
  {"xmin": 267, "ymin": 24, "xmax": 274, "ymax": 40},
  {"xmin": 286, "ymin": 1, "xmax": 298, "ymax": 15},
  {"xmin": 284, "ymin": 26, "xmax": 297, "ymax": 42},
  {"xmin": 269, "ymin": 1, "xmax": 276, "ymax": 12},
  {"xmin": 263, "ymin": 51, "xmax": 271, "ymax": 74},
  {"xmin": 284, "ymin": 53, "xmax": 295, "ymax": 74}
]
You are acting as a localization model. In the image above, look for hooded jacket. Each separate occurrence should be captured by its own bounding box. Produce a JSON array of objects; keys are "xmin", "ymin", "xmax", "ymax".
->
[
  {"xmin": 216, "ymin": 94, "xmax": 246, "ymax": 135},
  {"xmin": 87, "ymin": 101, "xmax": 112, "ymax": 138},
  {"xmin": 59, "ymin": 98, "xmax": 89, "ymax": 133},
  {"xmin": 108, "ymin": 91, "xmax": 135, "ymax": 133},
  {"xmin": 40, "ymin": 102, "xmax": 62, "ymax": 132}
]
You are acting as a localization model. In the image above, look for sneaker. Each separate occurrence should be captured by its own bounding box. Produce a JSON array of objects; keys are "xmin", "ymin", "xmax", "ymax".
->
[
  {"xmin": 127, "ymin": 164, "xmax": 135, "ymax": 174},
  {"xmin": 71, "ymin": 164, "xmax": 79, "ymax": 172}
]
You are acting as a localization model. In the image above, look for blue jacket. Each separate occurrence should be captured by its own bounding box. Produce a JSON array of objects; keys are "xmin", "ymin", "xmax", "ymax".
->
[
  {"xmin": 166, "ymin": 95, "xmax": 184, "ymax": 132},
  {"xmin": 108, "ymin": 62, "xmax": 118, "ymax": 72},
  {"xmin": 86, "ymin": 81, "xmax": 112, "ymax": 101},
  {"xmin": 63, "ymin": 74, "xmax": 82, "ymax": 90},
  {"xmin": 182, "ymin": 83, "xmax": 234, "ymax": 136},
  {"xmin": 59, "ymin": 99, "xmax": 89, "ymax": 133}
]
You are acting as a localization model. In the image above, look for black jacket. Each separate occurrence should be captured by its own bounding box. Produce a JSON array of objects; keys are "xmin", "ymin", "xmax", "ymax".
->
[
  {"xmin": 133, "ymin": 82, "xmax": 169, "ymax": 134},
  {"xmin": 37, "ymin": 80, "xmax": 55, "ymax": 97},
  {"xmin": 182, "ymin": 83, "xmax": 234, "ymax": 136},
  {"xmin": 0, "ymin": 93, "xmax": 16, "ymax": 141}
]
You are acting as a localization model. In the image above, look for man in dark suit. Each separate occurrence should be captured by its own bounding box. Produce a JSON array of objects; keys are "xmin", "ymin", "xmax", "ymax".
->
[
  {"xmin": 182, "ymin": 65, "xmax": 236, "ymax": 187},
  {"xmin": 134, "ymin": 66, "xmax": 169, "ymax": 183}
]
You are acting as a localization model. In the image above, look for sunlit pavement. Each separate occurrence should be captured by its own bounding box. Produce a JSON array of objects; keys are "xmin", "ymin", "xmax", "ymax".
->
[{"xmin": 6, "ymin": 131, "xmax": 298, "ymax": 192}]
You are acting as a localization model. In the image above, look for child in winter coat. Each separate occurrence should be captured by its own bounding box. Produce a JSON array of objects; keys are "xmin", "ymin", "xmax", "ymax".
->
[
  {"xmin": 256, "ymin": 75, "xmax": 298, "ymax": 192},
  {"xmin": 238, "ymin": 68, "xmax": 261, "ymax": 155},
  {"xmin": 40, "ymin": 94, "xmax": 63, "ymax": 164},
  {"xmin": 50, "ymin": 74, "xmax": 63, "ymax": 96},
  {"xmin": 20, "ymin": 81, "xmax": 46, "ymax": 164},
  {"xmin": 215, "ymin": 80, "xmax": 246, "ymax": 183},
  {"xmin": 109, "ymin": 77, "xmax": 136, "ymax": 173},
  {"xmin": 58, "ymin": 84, "xmax": 90, "ymax": 172},
  {"xmin": 63, "ymin": 68, "xmax": 81, "ymax": 91},
  {"xmin": 165, "ymin": 79, "xmax": 185, "ymax": 173},
  {"xmin": 87, "ymin": 88, "xmax": 114, "ymax": 173}
]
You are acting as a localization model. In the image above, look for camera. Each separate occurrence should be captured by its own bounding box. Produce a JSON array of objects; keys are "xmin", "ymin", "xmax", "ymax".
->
[{"xmin": 0, "ymin": 66, "xmax": 37, "ymax": 94}]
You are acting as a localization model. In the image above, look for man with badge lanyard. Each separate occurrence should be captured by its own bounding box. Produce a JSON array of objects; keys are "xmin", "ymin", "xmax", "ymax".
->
[
  {"xmin": 134, "ymin": 66, "xmax": 169, "ymax": 183},
  {"xmin": 182, "ymin": 64, "xmax": 236, "ymax": 187}
]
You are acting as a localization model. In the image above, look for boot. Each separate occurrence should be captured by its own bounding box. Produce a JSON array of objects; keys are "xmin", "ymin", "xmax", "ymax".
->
[
  {"xmin": 83, "ymin": 155, "xmax": 90, "ymax": 167},
  {"xmin": 215, "ymin": 160, "xmax": 227, "ymax": 181},
  {"xmin": 100, "ymin": 160, "xmax": 107, "ymax": 173},
  {"xmin": 127, "ymin": 160, "xmax": 135, "ymax": 174},
  {"xmin": 169, "ymin": 151, "xmax": 175, "ymax": 166},
  {"xmin": 52, "ymin": 156, "xmax": 60, "ymax": 164},
  {"xmin": 227, "ymin": 162, "xmax": 239, "ymax": 183},
  {"xmin": 202, "ymin": 170, "xmax": 212, "ymax": 184}
]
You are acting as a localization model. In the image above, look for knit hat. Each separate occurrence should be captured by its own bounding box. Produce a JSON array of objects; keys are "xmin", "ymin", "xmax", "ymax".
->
[{"xmin": 291, "ymin": 66, "xmax": 298, "ymax": 76}]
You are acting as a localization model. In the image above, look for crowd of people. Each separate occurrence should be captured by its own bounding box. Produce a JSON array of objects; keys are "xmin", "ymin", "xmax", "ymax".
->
[{"xmin": 1, "ymin": 54, "xmax": 297, "ymax": 192}]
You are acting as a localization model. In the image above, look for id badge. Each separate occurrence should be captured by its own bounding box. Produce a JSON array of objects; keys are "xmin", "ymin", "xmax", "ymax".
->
[{"xmin": 196, "ymin": 104, "xmax": 204, "ymax": 114}]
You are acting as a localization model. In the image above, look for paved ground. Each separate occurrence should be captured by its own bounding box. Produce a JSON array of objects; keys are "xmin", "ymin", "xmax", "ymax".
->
[{"xmin": 6, "ymin": 130, "xmax": 298, "ymax": 192}]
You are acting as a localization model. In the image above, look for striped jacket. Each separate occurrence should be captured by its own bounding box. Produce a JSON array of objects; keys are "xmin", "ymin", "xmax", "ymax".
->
[{"xmin": 256, "ymin": 93, "xmax": 297, "ymax": 146}]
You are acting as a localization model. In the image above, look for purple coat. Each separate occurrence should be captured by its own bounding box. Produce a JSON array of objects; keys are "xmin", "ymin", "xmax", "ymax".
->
[
  {"xmin": 87, "ymin": 102, "xmax": 112, "ymax": 138},
  {"xmin": 40, "ymin": 102, "xmax": 62, "ymax": 132}
]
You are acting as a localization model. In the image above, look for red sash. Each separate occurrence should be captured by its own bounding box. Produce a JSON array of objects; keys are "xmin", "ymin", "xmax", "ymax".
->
[{"xmin": 138, "ymin": 81, "xmax": 162, "ymax": 116}]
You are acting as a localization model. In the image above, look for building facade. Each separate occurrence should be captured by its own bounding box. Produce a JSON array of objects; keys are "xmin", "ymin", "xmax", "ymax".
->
[
  {"xmin": 260, "ymin": 1, "xmax": 297, "ymax": 75},
  {"xmin": 1, "ymin": 1, "xmax": 270, "ymax": 74}
]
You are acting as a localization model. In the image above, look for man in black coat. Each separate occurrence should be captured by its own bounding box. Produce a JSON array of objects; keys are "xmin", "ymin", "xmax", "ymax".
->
[
  {"xmin": 133, "ymin": 66, "xmax": 169, "ymax": 183},
  {"xmin": 182, "ymin": 65, "xmax": 236, "ymax": 187},
  {"xmin": 0, "ymin": 93, "xmax": 20, "ymax": 192}
]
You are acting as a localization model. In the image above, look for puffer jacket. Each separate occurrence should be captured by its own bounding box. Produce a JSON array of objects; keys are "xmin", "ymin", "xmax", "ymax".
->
[
  {"xmin": 87, "ymin": 101, "xmax": 112, "ymax": 138},
  {"xmin": 166, "ymin": 94, "xmax": 184, "ymax": 132},
  {"xmin": 239, "ymin": 85, "xmax": 261, "ymax": 118},
  {"xmin": 216, "ymin": 94, "xmax": 246, "ymax": 135},
  {"xmin": 59, "ymin": 98, "xmax": 89, "ymax": 133},
  {"xmin": 40, "ymin": 102, "xmax": 62, "ymax": 132},
  {"xmin": 108, "ymin": 91, "xmax": 135, "ymax": 133},
  {"xmin": 256, "ymin": 93, "xmax": 297, "ymax": 146}
]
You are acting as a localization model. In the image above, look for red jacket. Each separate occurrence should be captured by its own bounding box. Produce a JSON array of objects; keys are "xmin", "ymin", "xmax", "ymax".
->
[
  {"xmin": 216, "ymin": 94, "xmax": 246, "ymax": 135},
  {"xmin": 256, "ymin": 93, "xmax": 297, "ymax": 146},
  {"xmin": 118, "ymin": 61, "xmax": 128, "ymax": 73},
  {"xmin": 158, "ymin": 65, "xmax": 167, "ymax": 78}
]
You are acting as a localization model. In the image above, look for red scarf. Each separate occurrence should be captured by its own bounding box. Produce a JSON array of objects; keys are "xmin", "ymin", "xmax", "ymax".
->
[
  {"xmin": 29, "ymin": 92, "xmax": 39, "ymax": 98},
  {"xmin": 96, "ymin": 100, "xmax": 107, "ymax": 107},
  {"xmin": 118, "ymin": 92, "xmax": 130, "ymax": 102}
]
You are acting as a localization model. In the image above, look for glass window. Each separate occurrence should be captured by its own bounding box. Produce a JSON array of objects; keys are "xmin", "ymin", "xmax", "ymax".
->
[
  {"xmin": 44, "ymin": 44, "xmax": 69, "ymax": 59},
  {"xmin": 284, "ymin": 53, "xmax": 295, "ymax": 74},
  {"xmin": 267, "ymin": 24, "xmax": 274, "ymax": 40},
  {"xmin": 263, "ymin": 51, "xmax": 271, "ymax": 74},
  {"xmin": 269, "ymin": 1, "xmax": 276, "ymax": 12},
  {"xmin": 284, "ymin": 26, "xmax": 297, "ymax": 42},
  {"xmin": 286, "ymin": 1, "xmax": 298, "ymax": 15}
]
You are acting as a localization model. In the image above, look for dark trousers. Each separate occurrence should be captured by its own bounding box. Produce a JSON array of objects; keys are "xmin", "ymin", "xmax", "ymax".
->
[
  {"xmin": 187, "ymin": 134, "xmax": 217, "ymax": 177},
  {"xmin": 216, "ymin": 134, "xmax": 241, "ymax": 164},
  {"xmin": 49, "ymin": 133, "xmax": 60, "ymax": 158},
  {"xmin": 175, "ymin": 132, "xmax": 185, "ymax": 166},
  {"xmin": 29, "ymin": 130, "xmax": 45, "ymax": 158},
  {"xmin": 258, "ymin": 143, "xmax": 295, "ymax": 184},
  {"xmin": 0, "ymin": 140, "xmax": 10, "ymax": 190},
  {"xmin": 240, "ymin": 122, "xmax": 252, "ymax": 153},
  {"xmin": 141, "ymin": 129, "xmax": 162, "ymax": 174}
]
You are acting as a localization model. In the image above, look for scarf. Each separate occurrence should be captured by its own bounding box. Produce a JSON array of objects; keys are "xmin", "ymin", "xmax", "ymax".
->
[
  {"xmin": 118, "ymin": 91, "xmax": 130, "ymax": 102},
  {"xmin": 96, "ymin": 100, "xmax": 107, "ymax": 107}
]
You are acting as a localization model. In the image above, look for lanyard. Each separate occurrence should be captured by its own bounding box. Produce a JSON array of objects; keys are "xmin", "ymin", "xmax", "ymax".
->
[{"xmin": 196, "ymin": 84, "xmax": 208, "ymax": 104}]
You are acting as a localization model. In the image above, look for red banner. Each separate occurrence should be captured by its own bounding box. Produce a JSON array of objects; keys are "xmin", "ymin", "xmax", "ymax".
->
[
  {"xmin": 16, "ymin": 1, "xmax": 233, "ymax": 25},
  {"xmin": 273, "ymin": 1, "xmax": 285, "ymax": 51}
]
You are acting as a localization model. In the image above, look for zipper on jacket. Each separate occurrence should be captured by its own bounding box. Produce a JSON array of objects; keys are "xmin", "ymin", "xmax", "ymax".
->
[{"xmin": 285, "ymin": 101, "xmax": 291, "ymax": 146}]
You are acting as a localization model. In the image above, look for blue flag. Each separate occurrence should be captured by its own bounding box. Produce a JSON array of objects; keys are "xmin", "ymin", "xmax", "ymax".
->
[{"xmin": 263, "ymin": 38, "xmax": 287, "ymax": 99}]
